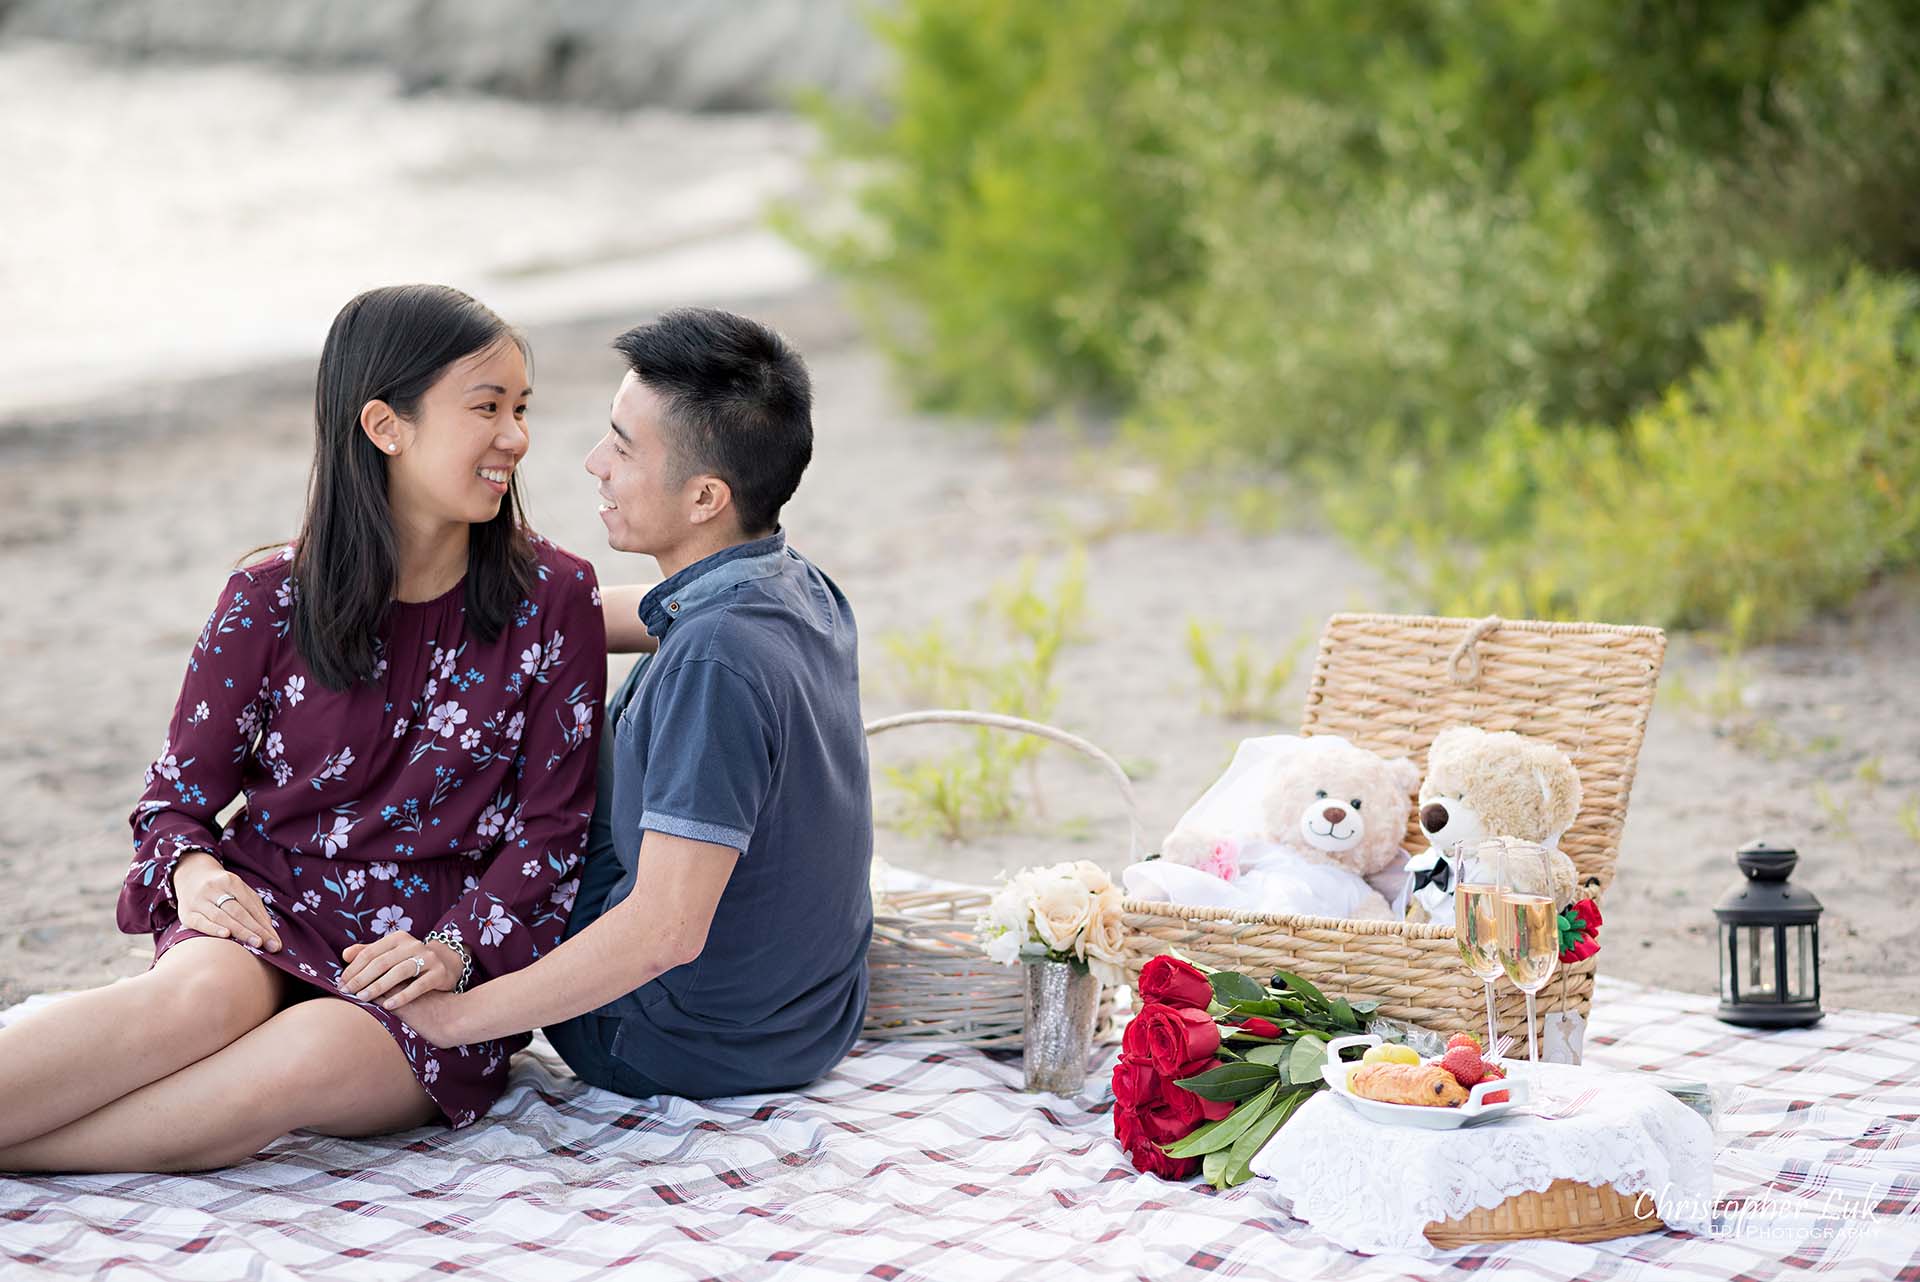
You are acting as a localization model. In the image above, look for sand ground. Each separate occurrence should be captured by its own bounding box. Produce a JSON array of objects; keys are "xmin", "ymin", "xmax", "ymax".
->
[{"xmin": 3, "ymin": 283, "xmax": 1916, "ymax": 1015}]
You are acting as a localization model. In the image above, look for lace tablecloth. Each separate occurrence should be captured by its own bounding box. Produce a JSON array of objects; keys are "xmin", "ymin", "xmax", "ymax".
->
[{"xmin": 1250, "ymin": 1060, "xmax": 1716, "ymax": 1254}]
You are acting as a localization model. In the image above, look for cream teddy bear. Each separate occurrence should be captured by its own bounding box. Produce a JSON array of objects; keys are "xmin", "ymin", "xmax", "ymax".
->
[
  {"xmin": 1124, "ymin": 734, "xmax": 1421, "ymax": 922},
  {"xmin": 1406, "ymin": 725, "xmax": 1582, "ymax": 923}
]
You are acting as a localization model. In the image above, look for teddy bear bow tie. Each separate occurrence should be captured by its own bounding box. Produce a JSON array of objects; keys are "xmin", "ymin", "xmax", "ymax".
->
[{"xmin": 1411, "ymin": 858, "xmax": 1453, "ymax": 894}]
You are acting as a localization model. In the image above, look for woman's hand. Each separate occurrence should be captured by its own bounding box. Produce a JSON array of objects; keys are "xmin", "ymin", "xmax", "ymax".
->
[
  {"xmin": 172, "ymin": 850, "xmax": 282, "ymax": 952},
  {"xmin": 340, "ymin": 930, "xmax": 461, "ymax": 1011}
]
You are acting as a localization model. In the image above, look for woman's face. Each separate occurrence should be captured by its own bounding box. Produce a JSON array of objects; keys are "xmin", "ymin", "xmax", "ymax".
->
[{"xmin": 374, "ymin": 339, "xmax": 531, "ymax": 530}]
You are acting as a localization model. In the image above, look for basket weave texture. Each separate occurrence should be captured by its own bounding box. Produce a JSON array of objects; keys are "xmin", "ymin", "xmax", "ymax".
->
[
  {"xmin": 1120, "ymin": 613, "xmax": 1666, "ymax": 1034},
  {"xmin": 1424, "ymin": 1179, "xmax": 1665, "ymax": 1247}
]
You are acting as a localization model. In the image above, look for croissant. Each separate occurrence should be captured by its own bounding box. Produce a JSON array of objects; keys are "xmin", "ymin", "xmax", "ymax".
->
[{"xmin": 1349, "ymin": 1062, "xmax": 1469, "ymax": 1107}]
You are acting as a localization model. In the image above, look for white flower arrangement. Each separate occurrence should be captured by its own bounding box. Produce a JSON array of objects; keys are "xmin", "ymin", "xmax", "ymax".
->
[{"xmin": 976, "ymin": 859, "xmax": 1127, "ymax": 986}]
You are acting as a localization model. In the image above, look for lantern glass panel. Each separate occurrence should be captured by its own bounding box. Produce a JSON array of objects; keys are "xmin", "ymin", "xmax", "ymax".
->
[
  {"xmin": 1720, "ymin": 925, "xmax": 1735, "ymax": 1002},
  {"xmin": 1791, "ymin": 924, "xmax": 1815, "ymax": 1000},
  {"xmin": 1744, "ymin": 926, "xmax": 1778, "ymax": 999}
]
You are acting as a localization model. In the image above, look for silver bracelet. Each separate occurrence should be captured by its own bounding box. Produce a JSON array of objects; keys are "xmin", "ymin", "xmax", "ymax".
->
[{"xmin": 425, "ymin": 927, "xmax": 474, "ymax": 992}]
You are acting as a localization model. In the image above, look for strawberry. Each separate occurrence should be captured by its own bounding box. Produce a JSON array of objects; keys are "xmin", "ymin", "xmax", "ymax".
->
[
  {"xmin": 1477, "ymin": 1061, "xmax": 1508, "ymax": 1103},
  {"xmin": 1445, "ymin": 1032, "xmax": 1482, "ymax": 1053},
  {"xmin": 1481, "ymin": 1087, "xmax": 1511, "ymax": 1105},
  {"xmin": 1439, "ymin": 1045, "xmax": 1485, "ymax": 1087},
  {"xmin": 1480, "ymin": 1061, "xmax": 1506, "ymax": 1079}
]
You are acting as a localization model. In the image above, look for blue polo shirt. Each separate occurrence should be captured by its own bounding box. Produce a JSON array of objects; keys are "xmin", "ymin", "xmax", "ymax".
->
[{"xmin": 595, "ymin": 529, "xmax": 872, "ymax": 1097}]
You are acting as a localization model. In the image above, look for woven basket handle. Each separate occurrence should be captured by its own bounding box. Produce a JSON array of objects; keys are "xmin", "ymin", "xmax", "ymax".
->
[{"xmin": 863, "ymin": 709, "xmax": 1144, "ymax": 862}]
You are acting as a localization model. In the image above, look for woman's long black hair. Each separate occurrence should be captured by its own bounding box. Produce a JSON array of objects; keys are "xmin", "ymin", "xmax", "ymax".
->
[{"xmin": 291, "ymin": 284, "xmax": 535, "ymax": 690}]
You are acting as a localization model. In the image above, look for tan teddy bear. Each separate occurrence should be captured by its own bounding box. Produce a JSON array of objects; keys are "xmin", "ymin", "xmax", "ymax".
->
[
  {"xmin": 1125, "ymin": 734, "xmax": 1421, "ymax": 922},
  {"xmin": 1406, "ymin": 725, "xmax": 1582, "ymax": 923}
]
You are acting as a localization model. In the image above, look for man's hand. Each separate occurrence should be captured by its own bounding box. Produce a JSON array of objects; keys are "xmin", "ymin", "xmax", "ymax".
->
[{"xmin": 394, "ymin": 989, "xmax": 466, "ymax": 1049}]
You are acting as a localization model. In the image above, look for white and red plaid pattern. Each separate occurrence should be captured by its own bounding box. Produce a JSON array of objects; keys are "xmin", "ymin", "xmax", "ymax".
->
[{"xmin": 5, "ymin": 978, "xmax": 1919, "ymax": 1280}]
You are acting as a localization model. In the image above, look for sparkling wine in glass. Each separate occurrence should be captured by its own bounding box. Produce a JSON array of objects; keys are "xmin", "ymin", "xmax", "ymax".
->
[
  {"xmin": 1498, "ymin": 891, "xmax": 1561, "ymax": 1062},
  {"xmin": 1454, "ymin": 882, "xmax": 1503, "ymax": 1054}
]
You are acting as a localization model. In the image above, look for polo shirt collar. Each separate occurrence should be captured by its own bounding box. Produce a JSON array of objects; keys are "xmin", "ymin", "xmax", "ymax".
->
[{"xmin": 638, "ymin": 527, "xmax": 788, "ymax": 638}]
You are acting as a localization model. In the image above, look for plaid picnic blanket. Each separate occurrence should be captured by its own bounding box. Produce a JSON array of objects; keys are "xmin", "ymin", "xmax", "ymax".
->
[{"xmin": 4, "ymin": 977, "xmax": 1919, "ymax": 1281}]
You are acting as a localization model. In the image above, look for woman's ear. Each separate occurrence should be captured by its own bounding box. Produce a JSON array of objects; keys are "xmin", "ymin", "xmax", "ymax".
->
[{"xmin": 359, "ymin": 398, "xmax": 404, "ymax": 456}]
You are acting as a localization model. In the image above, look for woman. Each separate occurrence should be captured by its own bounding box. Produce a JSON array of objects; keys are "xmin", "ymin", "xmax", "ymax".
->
[{"xmin": 0, "ymin": 284, "xmax": 606, "ymax": 1171}]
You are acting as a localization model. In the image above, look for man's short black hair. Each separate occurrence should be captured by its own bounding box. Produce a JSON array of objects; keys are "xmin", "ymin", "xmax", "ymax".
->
[{"xmin": 612, "ymin": 307, "xmax": 813, "ymax": 536}]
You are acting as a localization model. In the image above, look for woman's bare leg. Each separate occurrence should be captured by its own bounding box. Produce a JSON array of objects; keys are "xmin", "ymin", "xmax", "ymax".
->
[
  {"xmin": 0, "ymin": 995, "xmax": 438, "ymax": 1173},
  {"xmin": 0, "ymin": 936, "xmax": 285, "ymax": 1150}
]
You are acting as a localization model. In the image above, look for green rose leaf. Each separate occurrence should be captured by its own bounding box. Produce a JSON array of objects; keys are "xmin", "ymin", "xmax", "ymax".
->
[
  {"xmin": 1202, "ymin": 1148, "xmax": 1232, "ymax": 1188},
  {"xmin": 1288, "ymin": 1033, "xmax": 1328, "ymax": 1086},
  {"xmin": 1174, "ymin": 1060, "xmax": 1281, "ymax": 1101},
  {"xmin": 1243, "ymin": 1043, "xmax": 1290, "ymax": 1068},
  {"xmin": 1221, "ymin": 1087, "xmax": 1313, "ymax": 1187},
  {"xmin": 1161, "ymin": 1082, "xmax": 1280, "ymax": 1157},
  {"xmin": 1210, "ymin": 970, "xmax": 1269, "ymax": 1006},
  {"xmin": 1269, "ymin": 969, "xmax": 1331, "ymax": 1011}
]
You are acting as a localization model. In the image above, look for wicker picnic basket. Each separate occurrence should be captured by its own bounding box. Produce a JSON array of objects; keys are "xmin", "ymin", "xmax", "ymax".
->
[
  {"xmin": 861, "ymin": 711, "xmax": 1145, "ymax": 1049},
  {"xmin": 1120, "ymin": 612, "xmax": 1667, "ymax": 1039}
]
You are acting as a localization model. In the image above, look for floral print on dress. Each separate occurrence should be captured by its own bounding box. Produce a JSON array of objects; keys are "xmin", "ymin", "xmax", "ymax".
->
[{"xmin": 117, "ymin": 533, "xmax": 606, "ymax": 1128}]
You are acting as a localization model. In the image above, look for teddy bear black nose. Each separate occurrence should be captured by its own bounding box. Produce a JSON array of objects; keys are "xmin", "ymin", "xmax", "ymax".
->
[
  {"xmin": 1322, "ymin": 806, "xmax": 1346, "ymax": 824},
  {"xmin": 1421, "ymin": 802, "xmax": 1449, "ymax": 832}
]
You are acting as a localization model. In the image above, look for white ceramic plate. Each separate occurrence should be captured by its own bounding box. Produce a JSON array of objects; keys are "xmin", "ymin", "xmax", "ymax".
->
[{"xmin": 1319, "ymin": 1034, "xmax": 1532, "ymax": 1131}]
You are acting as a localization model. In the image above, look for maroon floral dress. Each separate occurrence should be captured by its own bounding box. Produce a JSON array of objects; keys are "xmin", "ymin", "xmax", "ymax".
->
[{"xmin": 117, "ymin": 535, "xmax": 606, "ymax": 1128}]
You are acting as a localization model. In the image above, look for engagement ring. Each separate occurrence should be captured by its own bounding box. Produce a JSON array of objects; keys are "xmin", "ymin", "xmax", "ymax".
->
[{"xmin": 412, "ymin": 955, "xmax": 425, "ymax": 978}]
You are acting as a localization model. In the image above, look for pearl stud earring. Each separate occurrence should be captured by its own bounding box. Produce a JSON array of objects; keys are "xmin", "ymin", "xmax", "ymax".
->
[{"xmin": 386, "ymin": 444, "xmax": 397, "ymax": 453}]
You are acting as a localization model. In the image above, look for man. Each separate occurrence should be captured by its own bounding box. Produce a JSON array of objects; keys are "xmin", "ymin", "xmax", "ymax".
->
[{"xmin": 400, "ymin": 307, "xmax": 873, "ymax": 1101}]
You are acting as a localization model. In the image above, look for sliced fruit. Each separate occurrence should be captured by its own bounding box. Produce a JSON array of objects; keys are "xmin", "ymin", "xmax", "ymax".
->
[{"xmin": 1361, "ymin": 1043, "xmax": 1421, "ymax": 1065}]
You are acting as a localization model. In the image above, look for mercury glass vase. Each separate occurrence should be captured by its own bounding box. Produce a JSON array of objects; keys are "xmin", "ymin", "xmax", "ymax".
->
[{"xmin": 1022, "ymin": 958, "xmax": 1102, "ymax": 1094}]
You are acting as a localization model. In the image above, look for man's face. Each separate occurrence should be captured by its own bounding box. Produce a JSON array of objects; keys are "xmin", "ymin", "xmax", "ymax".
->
[{"xmin": 585, "ymin": 371, "xmax": 692, "ymax": 557}]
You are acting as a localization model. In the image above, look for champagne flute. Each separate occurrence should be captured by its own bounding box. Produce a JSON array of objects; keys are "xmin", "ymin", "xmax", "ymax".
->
[
  {"xmin": 1454, "ymin": 879, "xmax": 1503, "ymax": 1054},
  {"xmin": 1490, "ymin": 837, "xmax": 1561, "ymax": 1062}
]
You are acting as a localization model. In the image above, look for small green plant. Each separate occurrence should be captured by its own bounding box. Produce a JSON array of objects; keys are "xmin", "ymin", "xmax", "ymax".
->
[
  {"xmin": 1899, "ymin": 796, "xmax": 1920, "ymax": 846},
  {"xmin": 1186, "ymin": 621, "xmax": 1308, "ymax": 722},
  {"xmin": 1857, "ymin": 756, "xmax": 1886, "ymax": 789},
  {"xmin": 881, "ymin": 551, "xmax": 1092, "ymax": 840},
  {"xmin": 1812, "ymin": 780, "xmax": 1853, "ymax": 837}
]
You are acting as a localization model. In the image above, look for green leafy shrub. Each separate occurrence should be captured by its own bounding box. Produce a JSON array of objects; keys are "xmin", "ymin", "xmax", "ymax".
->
[{"xmin": 1325, "ymin": 267, "xmax": 1920, "ymax": 641}]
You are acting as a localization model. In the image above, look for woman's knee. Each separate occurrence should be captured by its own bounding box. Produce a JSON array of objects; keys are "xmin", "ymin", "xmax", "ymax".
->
[
  {"xmin": 142, "ymin": 937, "xmax": 284, "ymax": 1042},
  {"xmin": 243, "ymin": 999, "xmax": 436, "ymax": 1136}
]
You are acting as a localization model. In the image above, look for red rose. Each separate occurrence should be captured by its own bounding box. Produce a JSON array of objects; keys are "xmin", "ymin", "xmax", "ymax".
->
[
  {"xmin": 1136, "ymin": 1086, "xmax": 1204, "ymax": 1144},
  {"xmin": 1126, "ymin": 1004, "xmax": 1222, "ymax": 1076},
  {"xmin": 1110, "ymin": 1053, "xmax": 1162, "ymax": 1112},
  {"xmin": 1114, "ymin": 1104, "xmax": 1200, "ymax": 1180},
  {"xmin": 1138, "ymin": 955, "xmax": 1213, "ymax": 1011},
  {"xmin": 1231, "ymin": 1016, "xmax": 1282, "ymax": 1039}
]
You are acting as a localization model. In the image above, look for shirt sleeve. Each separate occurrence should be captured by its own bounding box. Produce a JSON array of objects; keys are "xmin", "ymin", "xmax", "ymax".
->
[
  {"xmin": 639, "ymin": 657, "xmax": 777, "ymax": 855},
  {"xmin": 120, "ymin": 567, "xmax": 275, "ymax": 935},
  {"xmin": 429, "ymin": 561, "xmax": 607, "ymax": 985}
]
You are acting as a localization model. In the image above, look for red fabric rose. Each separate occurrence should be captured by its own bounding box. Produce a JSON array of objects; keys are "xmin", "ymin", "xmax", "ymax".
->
[
  {"xmin": 1126, "ymin": 1004, "xmax": 1222, "ymax": 1076},
  {"xmin": 1230, "ymin": 1016, "xmax": 1282, "ymax": 1039},
  {"xmin": 1138, "ymin": 955, "xmax": 1214, "ymax": 1011}
]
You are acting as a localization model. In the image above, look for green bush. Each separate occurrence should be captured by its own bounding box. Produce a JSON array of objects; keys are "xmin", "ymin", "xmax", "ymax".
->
[
  {"xmin": 1325, "ymin": 267, "xmax": 1920, "ymax": 640},
  {"xmin": 794, "ymin": 0, "xmax": 1920, "ymax": 636}
]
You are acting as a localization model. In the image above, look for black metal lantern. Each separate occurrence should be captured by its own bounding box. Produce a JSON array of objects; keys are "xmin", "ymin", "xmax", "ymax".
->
[{"xmin": 1715, "ymin": 840, "xmax": 1822, "ymax": 1028}]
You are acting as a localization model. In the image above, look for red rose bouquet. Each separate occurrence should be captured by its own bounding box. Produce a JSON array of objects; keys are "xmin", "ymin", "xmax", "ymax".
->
[{"xmin": 1112, "ymin": 954, "xmax": 1382, "ymax": 1188}]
